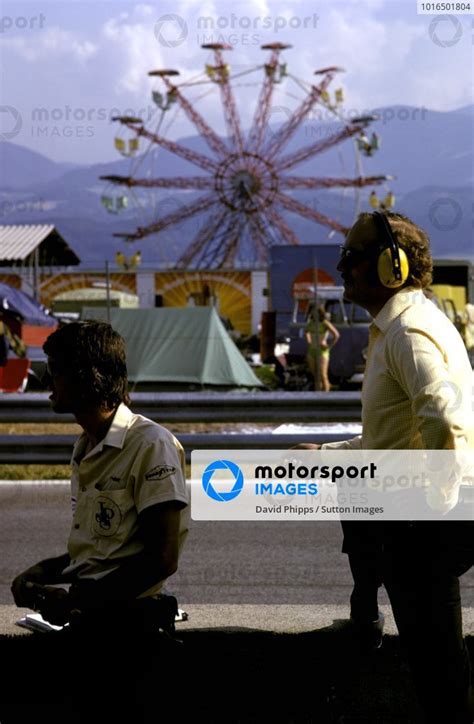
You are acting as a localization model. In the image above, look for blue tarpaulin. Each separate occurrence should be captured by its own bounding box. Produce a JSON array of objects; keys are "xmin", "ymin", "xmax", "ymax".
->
[{"xmin": 0, "ymin": 283, "xmax": 56, "ymax": 327}]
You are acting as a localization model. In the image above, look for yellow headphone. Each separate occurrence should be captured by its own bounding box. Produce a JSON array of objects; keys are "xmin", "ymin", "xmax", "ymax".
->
[{"xmin": 372, "ymin": 211, "xmax": 410, "ymax": 288}]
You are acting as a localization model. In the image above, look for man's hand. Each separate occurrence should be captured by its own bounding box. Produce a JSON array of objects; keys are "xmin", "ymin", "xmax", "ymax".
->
[
  {"xmin": 11, "ymin": 553, "xmax": 71, "ymax": 608},
  {"xmin": 11, "ymin": 565, "xmax": 50, "ymax": 607},
  {"xmin": 16, "ymin": 581, "xmax": 72, "ymax": 626},
  {"xmin": 35, "ymin": 586, "xmax": 71, "ymax": 626}
]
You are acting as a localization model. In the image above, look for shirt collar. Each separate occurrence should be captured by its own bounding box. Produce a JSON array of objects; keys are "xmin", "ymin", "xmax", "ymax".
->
[
  {"xmin": 372, "ymin": 287, "xmax": 426, "ymax": 334},
  {"xmin": 73, "ymin": 403, "xmax": 134, "ymax": 462},
  {"xmin": 102, "ymin": 403, "xmax": 134, "ymax": 449}
]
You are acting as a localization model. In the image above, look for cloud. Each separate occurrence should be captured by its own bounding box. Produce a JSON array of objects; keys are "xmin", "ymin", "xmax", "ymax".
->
[
  {"xmin": 95, "ymin": 0, "xmax": 467, "ymax": 119},
  {"xmin": 1, "ymin": 0, "xmax": 470, "ymax": 165},
  {"xmin": 330, "ymin": 0, "xmax": 385, "ymax": 7},
  {"xmin": 293, "ymin": 7, "xmax": 467, "ymax": 113},
  {"xmin": 1, "ymin": 27, "xmax": 97, "ymax": 63},
  {"xmin": 101, "ymin": 7, "xmax": 166, "ymax": 94}
]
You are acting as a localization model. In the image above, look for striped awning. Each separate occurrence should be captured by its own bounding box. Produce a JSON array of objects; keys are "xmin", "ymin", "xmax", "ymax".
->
[{"xmin": 0, "ymin": 224, "xmax": 80, "ymax": 265}]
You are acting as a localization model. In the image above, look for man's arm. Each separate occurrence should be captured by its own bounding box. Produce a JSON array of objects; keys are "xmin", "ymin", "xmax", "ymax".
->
[
  {"xmin": 388, "ymin": 325, "xmax": 472, "ymax": 511},
  {"xmin": 69, "ymin": 500, "xmax": 183, "ymax": 610},
  {"xmin": 389, "ymin": 326, "xmax": 470, "ymax": 450},
  {"xmin": 292, "ymin": 436, "xmax": 363, "ymax": 451},
  {"xmin": 24, "ymin": 502, "xmax": 182, "ymax": 625},
  {"xmin": 11, "ymin": 553, "xmax": 71, "ymax": 608},
  {"xmin": 325, "ymin": 320, "xmax": 341, "ymax": 347},
  {"xmin": 321, "ymin": 436, "xmax": 362, "ymax": 450}
]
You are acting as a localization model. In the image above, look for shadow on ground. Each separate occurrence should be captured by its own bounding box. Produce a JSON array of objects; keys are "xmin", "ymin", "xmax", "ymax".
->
[{"xmin": 2, "ymin": 622, "xmax": 472, "ymax": 723}]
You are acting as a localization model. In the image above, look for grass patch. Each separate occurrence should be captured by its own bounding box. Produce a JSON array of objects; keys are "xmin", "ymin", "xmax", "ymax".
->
[
  {"xmin": 0, "ymin": 464, "xmax": 71, "ymax": 480},
  {"xmin": 0, "ymin": 422, "xmax": 272, "ymax": 480},
  {"xmin": 0, "ymin": 423, "xmax": 80, "ymax": 435}
]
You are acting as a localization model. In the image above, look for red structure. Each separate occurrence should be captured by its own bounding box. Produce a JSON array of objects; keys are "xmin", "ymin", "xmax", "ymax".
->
[{"xmin": 101, "ymin": 44, "xmax": 389, "ymax": 269}]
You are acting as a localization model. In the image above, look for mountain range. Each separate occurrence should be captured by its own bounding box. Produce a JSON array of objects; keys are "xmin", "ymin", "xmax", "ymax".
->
[{"xmin": 0, "ymin": 103, "xmax": 472, "ymax": 267}]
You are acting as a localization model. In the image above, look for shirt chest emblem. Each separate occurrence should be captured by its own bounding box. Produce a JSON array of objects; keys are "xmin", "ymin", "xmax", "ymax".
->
[{"xmin": 92, "ymin": 496, "xmax": 122, "ymax": 537}]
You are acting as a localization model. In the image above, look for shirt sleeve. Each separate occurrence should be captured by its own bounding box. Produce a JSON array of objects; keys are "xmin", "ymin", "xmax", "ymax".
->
[
  {"xmin": 131, "ymin": 436, "xmax": 189, "ymax": 515},
  {"xmin": 387, "ymin": 326, "xmax": 469, "ymax": 451},
  {"xmin": 387, "ymin": 326, "xmax": 471, "ymax": 512}
]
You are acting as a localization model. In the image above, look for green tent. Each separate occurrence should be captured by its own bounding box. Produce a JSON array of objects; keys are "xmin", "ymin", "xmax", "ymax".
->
[{"xmin": 81, "ymin": 306, "xmax": 262, "ymax": 388}]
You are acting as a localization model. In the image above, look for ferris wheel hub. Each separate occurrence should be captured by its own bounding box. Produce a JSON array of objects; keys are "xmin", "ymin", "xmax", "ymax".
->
[{"xmin": 215, "ymin": 152, "xmax": 279, "ymax": 213}]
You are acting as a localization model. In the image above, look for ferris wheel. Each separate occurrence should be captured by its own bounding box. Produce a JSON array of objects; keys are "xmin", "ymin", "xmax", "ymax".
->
[{"xmin": 100, "ymin": 43, "xmax": 392, "ymax": 269}]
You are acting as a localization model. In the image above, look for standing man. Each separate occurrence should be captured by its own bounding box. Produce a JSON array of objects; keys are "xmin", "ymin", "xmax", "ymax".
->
[
  {"xmin": 304, "ymin": 211, "xmax": 473, "ymax": 722},
  {"xmin": 10, "ymin": 320, "xmax": 189, "ymax": 721}
]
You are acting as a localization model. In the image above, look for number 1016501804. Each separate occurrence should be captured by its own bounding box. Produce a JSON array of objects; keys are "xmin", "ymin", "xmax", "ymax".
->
[{"xmin": 418, "ymin": 2, "xmax": 472, "ymax": 12}]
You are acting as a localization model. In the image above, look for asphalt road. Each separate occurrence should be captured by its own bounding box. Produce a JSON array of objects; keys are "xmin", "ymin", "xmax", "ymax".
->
[
  {"xmin": 2, "ymin": 481, "xmax": 474, "ymax": 724},
  {"xmin": 1, "ymin": 481, "xmax": 473, "ymax": 608}
]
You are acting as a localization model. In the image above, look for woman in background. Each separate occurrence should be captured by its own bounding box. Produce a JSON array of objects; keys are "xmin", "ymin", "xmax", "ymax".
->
[{"xmin": 305, "ymin": 305, "xmax": 340, "ymax": 391}]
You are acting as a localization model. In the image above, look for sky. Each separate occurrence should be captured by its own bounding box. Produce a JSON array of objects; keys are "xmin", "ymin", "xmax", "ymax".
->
[{"xmin": 0, "ymin": 0, "xmax": 473, "ymax": 164}]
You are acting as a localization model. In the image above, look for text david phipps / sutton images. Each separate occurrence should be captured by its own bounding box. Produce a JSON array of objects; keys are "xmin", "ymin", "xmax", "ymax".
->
[{"xmin": 191, "ymin": 449, "xmax": 474, "ymax": 522}]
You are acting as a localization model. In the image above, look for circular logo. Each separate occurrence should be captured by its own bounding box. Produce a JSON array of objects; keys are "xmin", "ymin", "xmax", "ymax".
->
[
  {"xmin": 202, "ymin": 459, "xmax": 244, "ymax": 502},
  {"xmin": 429, "ymin": 15, "xmax": 463, "ymax": 48},
  {"xmin": 0, "ymin": 106, "xmax": 23, "ymax": 140},
  {"xmin": 154, "ymin": 14, "xmax": 188, "ymax": 48},
  {"xmin": 92, "ymin": 496, "xmax": 122, "ymax": 537},
  {"xmin": 429, "ymin": 198, "xmax": 462, "ymax": 231}
]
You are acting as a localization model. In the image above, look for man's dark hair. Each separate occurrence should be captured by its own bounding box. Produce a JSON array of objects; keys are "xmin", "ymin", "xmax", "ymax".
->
[
  {"xmin": 359, "ymin": 211, "xmax": 433, "ymax": 289},
  {"xmin": 43, "ymin": 320, "xmax": 130, "ymax": 409}
]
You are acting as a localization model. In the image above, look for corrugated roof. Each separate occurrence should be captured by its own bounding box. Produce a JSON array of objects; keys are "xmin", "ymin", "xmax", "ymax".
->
[
  {"xmin": 0, "ymin": 224, "xmax": 56, "ymax": 261},
  {"xmin": 0, "ymin": 224, "xmax": 80, "ymax": 265}
]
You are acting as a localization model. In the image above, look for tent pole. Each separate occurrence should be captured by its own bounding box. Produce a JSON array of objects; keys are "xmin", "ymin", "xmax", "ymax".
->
[
  {"xmin": 312, "ymin": 252, "xmax": 321, "ymax": 391},
  {"xmin": 33, "ymin": 247, "xmax": 39, "ymax": 301},
  {"xmin": 105, "ymin": 261, "xmax": 111, "ymax": 324}
]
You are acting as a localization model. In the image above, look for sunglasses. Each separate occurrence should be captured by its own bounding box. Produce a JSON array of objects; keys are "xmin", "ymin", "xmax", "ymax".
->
[{"xmin": 338, "ymin": 246, "xmax": 368, "ymax": 265}]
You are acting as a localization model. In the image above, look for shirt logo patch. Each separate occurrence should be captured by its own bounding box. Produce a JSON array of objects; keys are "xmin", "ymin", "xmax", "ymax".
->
[
  {"xmin": 92, "ymin": 496, "xmax": 122, "ymax": 537},
  {"xmin": 145, "ymin": 464, "xmax": 176, "ymax": 481}
]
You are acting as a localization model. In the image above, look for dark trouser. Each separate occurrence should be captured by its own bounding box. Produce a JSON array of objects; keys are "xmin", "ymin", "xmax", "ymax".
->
[
  {"xmin": 383, "ymin": 521, "xmax": 473, "ymax": 724},
  {"xmin": 342, "ymin": 519, "xmax": 474, "ymax": 723},
  {"xmin": 341, "ymin": 520, "xmax": 384, "ymax": 623}
]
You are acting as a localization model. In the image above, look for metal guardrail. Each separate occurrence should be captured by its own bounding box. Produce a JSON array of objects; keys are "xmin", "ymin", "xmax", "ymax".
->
[
  {"xmin": 1, "ymin": 435, "xmax": 473, "ymax": 503},
  {"xmin": 0, "ymin": 392, "xmax": 361, "ymax": 465},
  {"xmin": 0, "ymin": 433, "xmax": 352, "ymax": 465},
  {"xmin": 0, "ymin": 392, "xmax": 362, "ymax": 424}
]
